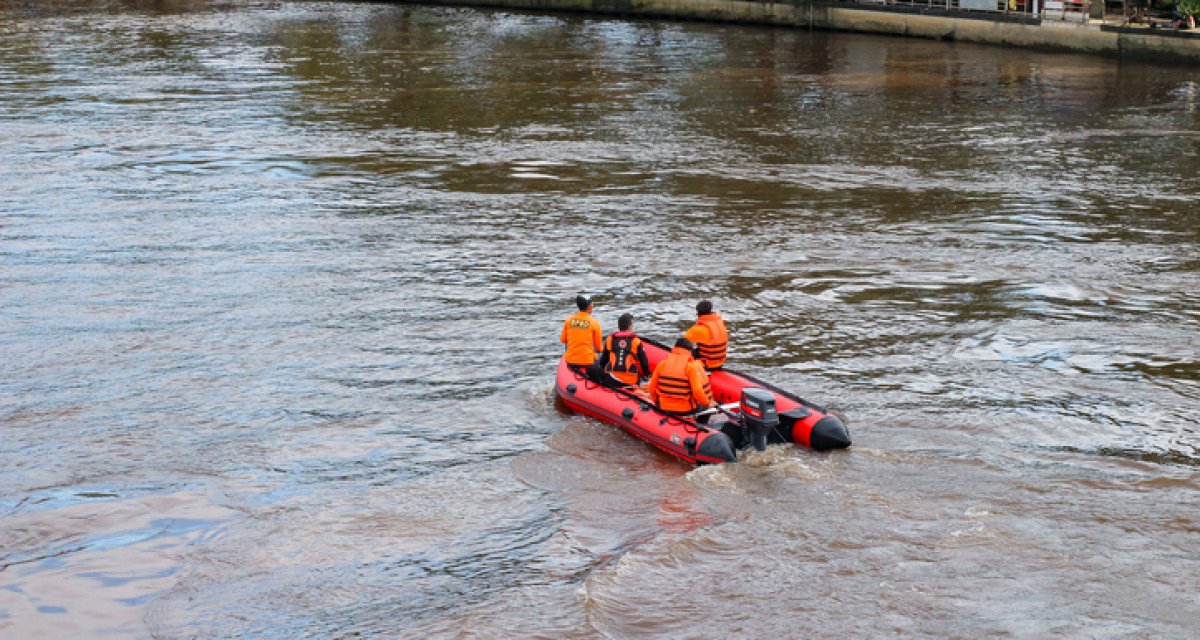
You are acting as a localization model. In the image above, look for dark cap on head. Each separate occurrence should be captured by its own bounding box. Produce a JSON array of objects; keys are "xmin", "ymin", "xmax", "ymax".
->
[
  {"xmin": 674, "ymin": 337, "xmax": 694, "ymax": 351},
  {"xmin": 696, "ymin": 300, "xmax": 713, "ymax": 315},
  {"xmin": 618, "ymin": 313, "xmax": 633, "ymax": 331},
  {"xmin": 576, "ymin": 294, "xmax": 592, "ymax": 311}
]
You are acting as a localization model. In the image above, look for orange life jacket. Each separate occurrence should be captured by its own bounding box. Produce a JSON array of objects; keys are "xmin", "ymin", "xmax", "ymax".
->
[
  {"xmin": 688, "ymin": 313, "xmax": 728, "ymax": 369},
  {"xmin": 561, "ymin": 311, "xmax": 601, "ymax": 366},
  {"xmin": 604, "ymin": 331, "xmax": 644, "ymax": 385},
  {"xmin": 651, "ymin": 347, "xmax": 713, "ymax": 413}
]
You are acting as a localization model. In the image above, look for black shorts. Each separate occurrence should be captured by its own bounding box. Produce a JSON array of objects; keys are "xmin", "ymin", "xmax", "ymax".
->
[{"xmin": 568, "ymin": 362, "xmax": 605, "ymax": 383}]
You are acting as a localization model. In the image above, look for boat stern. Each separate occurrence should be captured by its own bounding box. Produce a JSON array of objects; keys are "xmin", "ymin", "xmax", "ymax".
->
[
  {"xmin": 695, "ymin": 430, "xmax": 737, "ymax": 464},
  {"xmin": 809, "ymin": 414, "xmax": 852, "ymax": 451}
]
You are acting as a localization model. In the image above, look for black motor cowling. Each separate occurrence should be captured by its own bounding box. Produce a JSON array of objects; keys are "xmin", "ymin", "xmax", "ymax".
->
[{"xmin": 740, "ymin": 388, "xmax": 778, "ymax": 452}]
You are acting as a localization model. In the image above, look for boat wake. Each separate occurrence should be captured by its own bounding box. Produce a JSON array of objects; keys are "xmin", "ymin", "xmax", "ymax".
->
[{"xmin": 687, "ymin": 447, "xmax": 827, "ymax": 490}]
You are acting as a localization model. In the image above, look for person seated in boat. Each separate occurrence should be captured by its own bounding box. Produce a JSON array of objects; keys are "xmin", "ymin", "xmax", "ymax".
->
[
  {"xmin": 648, "ymin": 338, "xmax": 717, "ymax": 422},
  {"xmin": 683, "ymin": 299, "xmax": 728, "ymax": 371},
  {"xmin": 597, "ymin": 312, "xmax": 650, "ymax": 388},
  {"xmin": 561, "ymin": 294, "xmax": 604, "ymax": 382}
]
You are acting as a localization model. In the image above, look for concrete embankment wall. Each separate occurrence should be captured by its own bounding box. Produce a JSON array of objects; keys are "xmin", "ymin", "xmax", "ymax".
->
[
  {"xmin": 400, "ymin": 0, "xmax": 1200, "ymax": 62},
  {"xmin": 824, "ymin": 7, "xmax": 1200, "ymax": 61}
]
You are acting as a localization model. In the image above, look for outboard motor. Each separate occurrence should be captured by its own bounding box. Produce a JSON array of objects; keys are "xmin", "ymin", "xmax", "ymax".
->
[{"xmin": 739, "ymin": 388, "xmax": 778, "ymax": 452}]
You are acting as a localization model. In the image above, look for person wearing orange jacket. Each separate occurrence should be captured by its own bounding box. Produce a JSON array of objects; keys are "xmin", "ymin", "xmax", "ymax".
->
[
  {"xmin": 648, "ymin": 338, "xmax": 716, "ymax": 419},
  {"xmin": 683, "ymin": 299, "xmax": 728, "ymax": 371},
  {"xmin": 561, "ymin": 294, "xmax": 603, "ymax": 381},
  {"xmin": 597, "ymin": 313, "xmax": 650, "ymax": 387}
]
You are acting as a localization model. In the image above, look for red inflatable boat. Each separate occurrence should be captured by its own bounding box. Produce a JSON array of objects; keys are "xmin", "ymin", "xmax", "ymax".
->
[{"xmin": 554, "ymin": 338, "xmax": 851, "ymax": 465}]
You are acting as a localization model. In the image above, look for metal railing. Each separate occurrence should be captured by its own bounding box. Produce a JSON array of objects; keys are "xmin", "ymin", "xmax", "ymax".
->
[
  {"xmin": 834, "ymin": 0, "xmax": 1092, "ymax": 22},
  {"xmin": 1040, "ymin": 0, "xmax": 1091, "ymax": 22}
]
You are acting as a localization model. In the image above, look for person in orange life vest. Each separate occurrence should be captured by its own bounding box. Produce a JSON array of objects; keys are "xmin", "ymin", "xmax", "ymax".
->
[
  {"xmin": 597, "ymin": 313, "xmax": 650, "ymax": 387},
  {"xmin": 648, "ymin": 338, "xmax": 716, "ymax": 421},
  {"xmin": 561, "ymin": 294, "xmax": 604, "ymax": 381},
  {"xmin": 683, "ymin": 299, "xmax": 728, "ymax": 370}
]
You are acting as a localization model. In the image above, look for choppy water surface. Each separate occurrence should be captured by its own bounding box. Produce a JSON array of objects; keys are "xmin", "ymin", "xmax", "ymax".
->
[{"xmin": 2, "ymin": 1, "xmax": 1199, "ymax": 637}]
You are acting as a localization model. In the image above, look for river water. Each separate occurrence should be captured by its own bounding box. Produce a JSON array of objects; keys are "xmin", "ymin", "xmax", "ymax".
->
[{"xmin": 2, "ymin": 1, "xmax": 1199, "ymax": 637}]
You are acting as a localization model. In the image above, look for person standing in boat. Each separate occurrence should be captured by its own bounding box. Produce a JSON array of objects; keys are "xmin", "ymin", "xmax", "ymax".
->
[
  {"xmin": 683, "ymin": 299, "xmax": 728, "ymax": 371},
  {"xmin": 561, "ymin": 294, "xmax": 604, "ymax": 381},
  {"xmin": 597, "ymin": 312, "xmax": 650, "ymax": 388},
  {"xmin": 648, "ymin": 338, "xmax": 717, "ymax": 422}
]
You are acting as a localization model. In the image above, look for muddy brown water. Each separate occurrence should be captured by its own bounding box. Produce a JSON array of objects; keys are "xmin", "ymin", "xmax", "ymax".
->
[{"xmin": 2, "ymin": 1, "xmax": 1198, "ymax": 637}]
